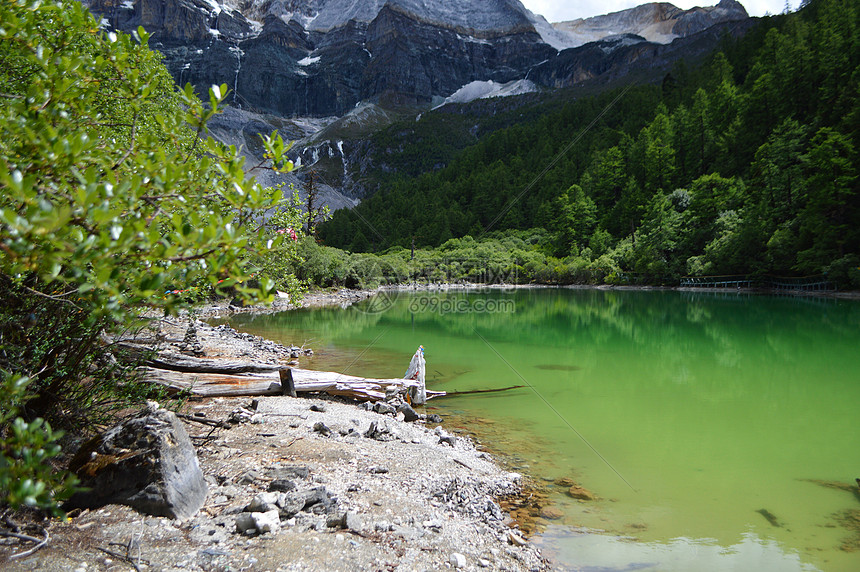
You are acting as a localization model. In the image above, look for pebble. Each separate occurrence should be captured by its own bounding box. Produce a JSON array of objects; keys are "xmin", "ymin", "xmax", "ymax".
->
[
  {"xmin": 313, "ymin": 421, "xmax": 333, "ymax": 436},
  {"xmin": 247, "ymin": 492, "xmax": 279, "ymax": 512},
  {"xmin": 450, "ymin": 552, "xmax": 467, "ymax": 568},
  {"xmin": 268, "ymin": 479, "xmax": 296, "ymax": 492},
  {"xmin": 374, "ymin": 402, "xmax": 396, "ymax": 415}
]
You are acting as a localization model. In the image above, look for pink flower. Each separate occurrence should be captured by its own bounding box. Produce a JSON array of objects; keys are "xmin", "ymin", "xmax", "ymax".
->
[{"xmin": 276, "ymin": 228, "xmax": 298, "ymax": 241}]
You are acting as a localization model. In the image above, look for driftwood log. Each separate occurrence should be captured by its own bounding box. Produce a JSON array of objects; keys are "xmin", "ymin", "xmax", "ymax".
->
[
  {"xmin": 140, "ymin": 366, "xmax": 445, "ymax": 401},
  {"xmin": 119, "ymin": 343, "xmax": 287, "ymax": 374},
  {"xmin": 130, "ymin": 344, "xmax": 520, "ymax": 402}
]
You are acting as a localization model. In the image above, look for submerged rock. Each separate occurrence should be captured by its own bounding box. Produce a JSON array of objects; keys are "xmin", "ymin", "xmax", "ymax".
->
[
  {"xmin": 539, "ymin": 506, "xmax": 565, "ymax": 520},
  {"xmin": 567, "ymin": 485, "xmax": 596, "ymax": 501}
]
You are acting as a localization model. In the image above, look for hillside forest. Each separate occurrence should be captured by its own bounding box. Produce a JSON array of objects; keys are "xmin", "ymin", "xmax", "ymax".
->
[{"xmin": 317, "ymin": 0, "xmax": 860, "ymax": 288}]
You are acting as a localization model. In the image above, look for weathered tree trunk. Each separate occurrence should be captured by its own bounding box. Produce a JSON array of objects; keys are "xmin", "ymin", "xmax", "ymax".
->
[
  {"xmin": 118, "ymin": 343, "xmax": 286, "ymax": 374},
  {"xmin": 404, "ymin": 346, "xmax": 426, "ymax": 405},
  {"xmin": 140, "ymin": 367, "xmax": 442, "ymax": 401}
]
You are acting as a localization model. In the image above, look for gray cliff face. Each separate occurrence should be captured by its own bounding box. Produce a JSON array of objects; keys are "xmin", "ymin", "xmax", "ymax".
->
[
  {"xmin": 85, "ymin": 0, "xmax": 749, "ymax": 118},
  {"xmin": 360, "ymin": 4, "xmax": 554, "ymax": 107},
  {"xmin": 82, "ymin": 0, "xmax": 752, "ymax": 209},
  {"xmin": 87, "ymin": 0, "xmax": 555, "ymax": 117},
  {"xmin": 529, "ymin": 18, "xmax": 755, "ymax": 90}
]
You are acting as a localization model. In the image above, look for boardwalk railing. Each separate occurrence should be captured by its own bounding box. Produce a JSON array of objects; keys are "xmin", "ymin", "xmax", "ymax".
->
[
  {"xmin": 680, "ymin": 274, "xmax": 835, "ymax": 291},
  {"xmin": 680, "ymin": 275, "xmax": 754, "ymax": 288}
]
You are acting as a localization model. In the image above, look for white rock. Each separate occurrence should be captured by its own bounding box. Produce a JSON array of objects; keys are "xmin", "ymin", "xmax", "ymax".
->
[
  {"xmin": 236, "ymin": 510, "xmax": 281, "ymax": 534},
  {"xmin": 247, "ymin": 492, "xmax": 279, "ymax": 512},
  {"xmin": 235, "ymin": 513, "xmax": 255, "ymax": 533},
  {"xmin": 252, "ymin": 510, "xmax": 281, "ymax": 534},
  {"xmin": 450, "ymin": 552, "xmax": 467, "ymax": 568}
]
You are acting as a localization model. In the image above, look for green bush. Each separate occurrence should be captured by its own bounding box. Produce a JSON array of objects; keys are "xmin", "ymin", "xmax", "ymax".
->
[
  {"xmin": 0, "ymin": 372, "xmax": 78, "ymax": 515},
  {"xmin": 0, "ymin": 0, "xmax": 300, "ymax": 514}
]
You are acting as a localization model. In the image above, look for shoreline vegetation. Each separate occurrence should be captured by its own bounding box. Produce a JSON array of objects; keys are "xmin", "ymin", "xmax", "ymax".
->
[
  {"xmin": 318, "ymin": 0, "xmax": 860, "ymax": 293},
  {"xmin": 281, "ymin": 233, "xmax": 860, "ymax": 306}
]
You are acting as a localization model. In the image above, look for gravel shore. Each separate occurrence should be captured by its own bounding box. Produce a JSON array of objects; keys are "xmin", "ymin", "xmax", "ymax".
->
[{"xmin": 0, "ymin": 289, "xmax": 553, "ymax": 572}]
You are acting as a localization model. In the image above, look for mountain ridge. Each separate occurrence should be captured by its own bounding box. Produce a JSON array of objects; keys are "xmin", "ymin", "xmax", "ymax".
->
[
  {"xmin": 553, "ymin": 0, "xmax": 747, "ymax": 46},
  {"xmin": 83, "ymin": 0, "xmax": 753, "ymax": 211},
  {"xmin": 85, "ymin": 0, "xmax": 749, "ymax": 118}
]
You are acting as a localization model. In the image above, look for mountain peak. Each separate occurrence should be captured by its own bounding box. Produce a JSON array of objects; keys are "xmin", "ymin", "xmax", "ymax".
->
[
  {"xmin": 305, "ymin": 0, "xmax": 537, "ymax": 33},
  {"xmin": 552, "ymin": 1, "xmax": 748, "ymax": 48}
]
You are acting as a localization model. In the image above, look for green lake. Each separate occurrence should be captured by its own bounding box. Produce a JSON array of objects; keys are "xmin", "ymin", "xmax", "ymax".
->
[{"xmin": 224, "ymin": 288, "xmax": 860, "ymax": 571}]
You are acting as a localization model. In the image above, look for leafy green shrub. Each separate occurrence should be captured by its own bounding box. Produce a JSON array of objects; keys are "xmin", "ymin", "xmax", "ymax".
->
[
  {"xmin": 0, "ymin": 372, "xmax": 78, "ymax": 515},
  {"xmin": 0, "ymin": 0, "xmax": 300, "ymax": 514}
]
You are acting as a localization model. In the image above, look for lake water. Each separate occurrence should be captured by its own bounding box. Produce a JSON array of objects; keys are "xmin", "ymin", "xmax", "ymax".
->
[{"xmin": 225, "ymin": 288, "xmax": 860, "ymax": 571}]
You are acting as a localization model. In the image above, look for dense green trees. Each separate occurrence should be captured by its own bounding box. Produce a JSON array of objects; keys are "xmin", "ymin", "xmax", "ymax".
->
[
  {"xmin": 320, "ymin": 0, "xmax": 859, "ymax": 287},
  {"xmin": 0, "ymin": 0, "xmax": 302, "ymax": 512}
]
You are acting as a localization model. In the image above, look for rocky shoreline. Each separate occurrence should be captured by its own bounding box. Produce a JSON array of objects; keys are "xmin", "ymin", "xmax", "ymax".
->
[{"xmin": 0, "ymin": 289, "xmax": 553, "ymax": 571}]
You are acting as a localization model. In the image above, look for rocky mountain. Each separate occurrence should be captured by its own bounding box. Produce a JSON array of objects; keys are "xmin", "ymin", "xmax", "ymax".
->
[
  {"xmin": 83, "ymin": 0, "xmax": 750, "ymax": 208},
  {"xmin": 553, "ymin": 0, "xmax": 749, "ymax": 46},
  {"xmin": 85, "ymin": 0, "xmax": 748, "ymax": 117}
]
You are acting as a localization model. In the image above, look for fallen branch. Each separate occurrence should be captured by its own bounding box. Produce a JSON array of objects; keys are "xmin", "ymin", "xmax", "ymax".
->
[
  {"xmin": 117, "ymin": 343, "xmax": 286, "ymax": 374},
  {"xmin": 2, "ymin": 527, "xmax": 49, "ymax": 560},
  {"xmin": 176, "ymin": 413, "xmax": 231, "ymax": 429},
  {"xmin": 98, "ymin": 546, "xmax": 145, "ymax": 572},
  {"xmin": 435, "ymin": 385, "xmax": 524, "ymax": 397}
]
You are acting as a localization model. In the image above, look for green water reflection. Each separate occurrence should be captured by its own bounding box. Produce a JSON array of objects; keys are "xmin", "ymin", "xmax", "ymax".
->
[{"xmin": 226, "ymin": 288, "xmax": 860, "ymax": 571}]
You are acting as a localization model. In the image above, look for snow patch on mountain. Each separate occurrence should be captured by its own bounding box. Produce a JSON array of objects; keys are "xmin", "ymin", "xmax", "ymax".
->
[
  {"xmin": 439, "ymin": 79, "xmax": 539, "ymax": 107},
  {"xmin": 526, "ymin": 11, "xmax": 580, "ymax": 51}
]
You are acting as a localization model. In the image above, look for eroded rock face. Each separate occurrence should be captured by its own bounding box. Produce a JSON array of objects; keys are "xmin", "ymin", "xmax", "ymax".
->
[
  {"xmin": 83, "ymin": 0, "xmax": 553, "ymax": 117},
  {"xmin": 84, "ymin": 1, "xmax": 750, "ymax": 118},
  {"xmin": 67, "ymin": 407, "xmax": 208, "ymax": 520}
]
